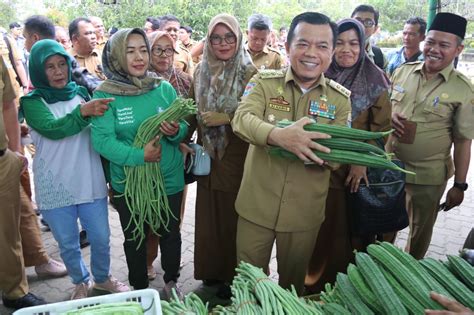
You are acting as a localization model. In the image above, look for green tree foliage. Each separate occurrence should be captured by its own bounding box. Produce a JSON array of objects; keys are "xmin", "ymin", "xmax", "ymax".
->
[
  {"xmin": 0, "ymin": 0, "xmax": 19, "ymax": 29},
  {"xmin": 14, "ymin": 0, "xmax": 473, "ymax": 41}
]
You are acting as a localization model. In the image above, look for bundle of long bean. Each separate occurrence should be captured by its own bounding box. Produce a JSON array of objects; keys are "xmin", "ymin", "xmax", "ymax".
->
[
  {"xmin": 231, "ymin": 262, "xmax": 323, "ymax": 314},
  {"xmin": 161, "ymin": 290, "xmax": 208, "ymax": 315},
  {"xmin": 123, "ymin": 98, "xmax": 196, "ymax": 247}
]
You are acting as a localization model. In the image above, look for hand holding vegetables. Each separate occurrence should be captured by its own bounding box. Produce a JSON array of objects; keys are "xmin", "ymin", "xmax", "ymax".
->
[
  {"xmin": 143, "ymin": 136, "xmax": 161, "ymax": 162},
  {"xmin": 160, "ymin": 121, "xmax": 180, "ymax": 136},
  {"xmin": 200, "ymin": 111, "xmax": 231, "ymax": 127},
  {"xmin": 267, "ymin": 117, "xmax": 331, "ymax": 165},
  {"xmin": 80, "ymin": 98, "xmax": 114, "ymax": 117},
  {"xmin": 345, "ymin": 165, "xmax": 368, "ymax": 193},
  {"xmin": 425, "ymin": 292, "xmax": 474, "ymax": 315}
]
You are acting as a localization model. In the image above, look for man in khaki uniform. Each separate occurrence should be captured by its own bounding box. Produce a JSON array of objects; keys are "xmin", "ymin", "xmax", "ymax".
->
[
  {"xmin": 90, "ymin": 16, "xmax": 107, "ymax": 54},
  {"xmin": 0, "ymin": 55, "xmax": 46, "ymax": 310},
  {"xmin": 232, "ymin": 12, "xmax": 351, "ymax": 294},
  {"xmin": 0, "ymin": 34, "xmax": 28, "ymax": 94},
  {"xmin": 178, "ymin": 26, "xmax": 197, "ymax": 52},
  {"xmin": 246, "ymin": 14, "xmax": 284, "ymax": 70},
  {"xmin": 159, "ymin": 14, "xmax": 194, "ymax": 76},
  {"xmin": 388, "ymin": 12, "xmax": 473, "ymax": 259},
  {"xmin": 69, "ymin": 17, "xmax": 105, "ymax": 80}
]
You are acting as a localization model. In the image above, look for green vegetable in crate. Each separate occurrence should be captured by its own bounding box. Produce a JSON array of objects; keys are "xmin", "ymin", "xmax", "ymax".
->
[
  {"xmin": 367, "ymin": 244, "xmax": 442, "ymax": 310},
  {"xmin": 378, "ymin": 242, "xmax": 454, "ymax": 299},
  {"xmin": 335, "ymin": 272, "xmax": 374, "ymax": 315},
  {"xmin": 64, "ymin": 302, "xmax": 144, "ymax": 314},
  {"xmin": 420, "ymin": 258, "xmax": 474, "ymax": 310},
  {"xmin": 346, "ymin": 263, "xmax": 384, "ymax": 314},
  {"xmin": 276, "ymin": 120, "xmax": 393, "ymax": 140},
  {"xmin": 269, "ymin": 147, "xmax": 414, "ymax": 175},
  {"xmin": 447, "ymin": 255, "xmax": 474, "ymax": 291},
  {"xmin": 355, "ymin": 252, "xmax": 408, "ymax": 315},
  {"xmin": 122, "ymin": 98, "xmax": 196, "ymax": 246},
  {"xmin": 380, "ymin": 266, "xmax": 426, "ymax": 315}
]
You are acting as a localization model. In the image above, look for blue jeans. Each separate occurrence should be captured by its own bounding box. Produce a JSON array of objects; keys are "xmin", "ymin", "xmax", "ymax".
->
[{"xmin": 41, "ymin": 197, "xmax": 110, "ymax": 284}]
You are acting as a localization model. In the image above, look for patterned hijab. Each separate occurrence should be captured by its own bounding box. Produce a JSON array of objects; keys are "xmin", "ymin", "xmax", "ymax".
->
[
  {"xmin": 194, "ymin": 14, "xmax": 257, "ymax": 160},
  {"xmin": 325, "ymin": 19, "xmax": 390, "ymax": 120},
  {"xmin": 148, "ymin": 31, "xmax": 192, "ymax": 98},
  {"xmin": 96, "ymin": 28, "xmax": 161, "ymax": 96},
  {"xmin": 26, "ymin": 39, "xmax": 88, "ymax": 103}
]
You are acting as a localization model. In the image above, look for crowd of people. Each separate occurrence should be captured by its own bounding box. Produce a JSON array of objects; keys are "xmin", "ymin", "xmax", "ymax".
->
[{"xmin": 0, "ymin": 4, "xmax": 472, "ymax": 313}]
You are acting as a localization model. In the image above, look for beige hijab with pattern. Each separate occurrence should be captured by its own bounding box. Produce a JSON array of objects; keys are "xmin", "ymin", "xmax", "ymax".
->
[{"xmin": 194, "ymin": 14, "xmax": 256, "ymax": 160}]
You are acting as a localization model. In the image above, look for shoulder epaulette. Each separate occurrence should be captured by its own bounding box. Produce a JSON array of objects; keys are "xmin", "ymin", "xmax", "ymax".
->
[
  {"xmin": 328, "ymin": 79, "xmax": 351, "ymax": 98},
  {"xmin": 267, "ymin": 46, "xmax": 281, "ymax": 55},
  {"xmin": 404, "ymin": 61, "xmax": 423, "ymax": 66},
  {"xmin": 259, "ymin": 69, "xmax": 285, "ymax": 79},
  {"xmin": 455, "ymin": 70, "xmax": 474, "ymax": 92}
]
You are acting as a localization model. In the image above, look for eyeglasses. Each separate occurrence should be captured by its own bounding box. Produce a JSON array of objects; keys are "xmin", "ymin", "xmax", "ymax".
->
[
  {"xmin": 152, "ymin": 47, "xmax": 174, "ymax": 57},
  {"xmin": 209, "ymin": 33, "xmax": 237, "ymax": 45},
  {"xmin": 355, "ymin": 18, "xmax": 375, "ymax": 28}
]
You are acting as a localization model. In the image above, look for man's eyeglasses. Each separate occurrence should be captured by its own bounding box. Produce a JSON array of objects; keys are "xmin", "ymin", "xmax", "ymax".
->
[
  {"xmin": 152, "ymin": 47, "xmax": 174, "ymax": 57},
  {"xmin": 209, "ymin": 33, "xmax": 237, "ymax": 45},
  {"xmin": 355, "ymin": 18, "xmax": 376, "ymax": 28}
]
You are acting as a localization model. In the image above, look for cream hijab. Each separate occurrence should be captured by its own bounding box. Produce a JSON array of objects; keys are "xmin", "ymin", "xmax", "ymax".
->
[{"xmin": 96, "ymin": 28, "xmax": 160, "ymax": 96}]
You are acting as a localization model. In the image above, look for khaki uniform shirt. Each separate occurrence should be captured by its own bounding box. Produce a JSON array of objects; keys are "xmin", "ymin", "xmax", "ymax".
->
[
  {"xmin": 0, "ymin": 35, "xmax": 21, "ymax": 91},
  {"xmin": 174, "ymin": 46, "xmax": 194, "ymax": 76},
  {"xmin": 246, "ymin": 45, "xmax": 284, "ymax": 70},
  {"xmin": 388, "ymin": 62, "xmax": 474, "ymax": 185},
  {"xmin": 71, "ymin": 48, "xmax": 106, "ymax": 80},
  {"xmin": 96, "ymin": 40, "xmax": 106, "ymax": 54},
  {"xmin": 0, "ymin": 56, "xmax": 18, "ymax": 150},
  {"xmin": 232, "ymin": 68, "xmax": 351, "ymax": 232},
  {"xmin": 179, "ymin": 39, "xmax": 197, "ymax": 53}
]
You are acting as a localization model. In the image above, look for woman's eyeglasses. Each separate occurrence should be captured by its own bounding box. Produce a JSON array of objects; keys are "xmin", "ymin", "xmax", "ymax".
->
[
  {"xmin": 209, "ymin": 33, "xmax": 237, "ymax": 45},
  {"xmin": 152, "ymin": 47, "xmax": 174, "ymax": 57}
]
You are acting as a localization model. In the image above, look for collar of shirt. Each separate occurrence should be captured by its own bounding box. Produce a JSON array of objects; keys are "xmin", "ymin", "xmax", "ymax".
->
[
  {"xmin": 365, "ymin": 41, "xmax": 375, "ymax": 58},
  {"xmin": 71, "ymin": 48, "xmax": 100, "ymax": 59},
  {"xmin": 417, "ymin": 62, "xmax": 453, "ymax": 82},
  {"xmin": 285, "ymin": 67, "xmax": 326, "ymax": 92},
  {"xmin": 246, "ymin": 44, "xmax": 269, "ymax": 56}
]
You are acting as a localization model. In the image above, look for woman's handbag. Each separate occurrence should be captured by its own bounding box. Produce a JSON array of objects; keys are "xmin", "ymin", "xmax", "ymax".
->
[
  {"xmin": 185, "ymin": 143, "xmax": 211, "ymax": 176},
  {"xmin": 348, "ymin": 158, "xmax": 409, "ymax": 236}
]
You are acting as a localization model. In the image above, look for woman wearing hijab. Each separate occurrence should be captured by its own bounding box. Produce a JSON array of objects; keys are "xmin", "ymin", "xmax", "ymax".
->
[
  {"xmin": 192, "ymin": 14, "xmax": 257, "ymax": 298},
  {"xmin": 145, "ymin": 30, "xmax": 193, "ymax": 281},
  {"xmin": 148, "ymin": 31, "xmax": 192, "ymax": 98},
  {"xmin": 20, "ymin": 39, "xmax": 128, "ymax": 300},
  {"xmin": 90, "ymin": 28, "xmax": 188, "ymax": 298},
  {"xmin": 305, "ymin": 19, "xmax": 391, "ymax": 293}
]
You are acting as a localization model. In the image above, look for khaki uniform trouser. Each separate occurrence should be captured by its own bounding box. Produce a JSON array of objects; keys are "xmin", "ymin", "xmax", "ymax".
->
[
  {"xmin": 18, "ymin": 145, "xmax": 49, "ymax": 267},
  {"xmin": 20, "ymin": 185, "xmax": 49, "ymax": 267},
  {"xmin": 236, "ymin": 216, "xmax": 320, "ymax": 295},
  {"xmin": 405, "ymin": 182, "xmax": 447, "ymax": 259},
  {"xmin": 0, "ymin": 150, "xmax": 28, "ymax": 299}
]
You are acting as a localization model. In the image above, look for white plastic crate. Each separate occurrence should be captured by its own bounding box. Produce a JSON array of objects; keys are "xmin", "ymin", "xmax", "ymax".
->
[{"xmin": 13, "ymin": 289, "xmax": 162, "ymax": 315}]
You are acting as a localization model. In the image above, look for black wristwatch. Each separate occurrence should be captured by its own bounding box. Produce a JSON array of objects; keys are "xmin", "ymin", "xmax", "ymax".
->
[{"xmin": 453, "ymin": 182, "xmax": 468, "ymax": 191}]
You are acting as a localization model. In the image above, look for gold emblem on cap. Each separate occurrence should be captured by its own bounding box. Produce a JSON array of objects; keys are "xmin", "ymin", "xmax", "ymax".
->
[{"xmin": 441, "ymin": 93, "xmax": 449, "ymax": 99}]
